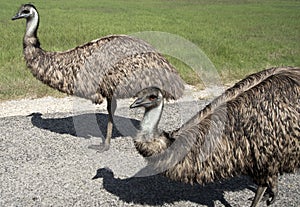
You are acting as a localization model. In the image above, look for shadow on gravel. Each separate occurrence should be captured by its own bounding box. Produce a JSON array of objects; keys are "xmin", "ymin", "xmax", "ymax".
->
[
  {"xmin": 93, "ymin": 168, "xmax": 254, "ymax": 207},
  {"xmin": 29, "ymin": 112, "xmax": 139, "ymax": 139}
]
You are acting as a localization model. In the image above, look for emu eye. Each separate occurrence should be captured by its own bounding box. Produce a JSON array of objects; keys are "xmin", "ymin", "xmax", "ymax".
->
[
  {"xmin": 148, "ymin": 95, "xmax": 157, "ymax": 101},
  {"xmin": 23, "ymin": 10, "xmax": 30, "ymax": 14}
]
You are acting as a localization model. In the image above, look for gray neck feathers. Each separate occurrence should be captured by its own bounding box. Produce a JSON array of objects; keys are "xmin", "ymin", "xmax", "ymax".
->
[
  {"xmin": 26, "ymin": 10, "xmax": 39, "ymax": 37},
  {"xmin": 24, "ymin": 9, "xmax": 40, "ymax": 47},
  {"xmin": 140, "ymin": 101, "xmax": 164, "ymax": 137}
]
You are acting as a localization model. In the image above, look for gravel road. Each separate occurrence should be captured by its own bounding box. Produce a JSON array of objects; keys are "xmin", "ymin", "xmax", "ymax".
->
[{"xmin": 0, "ymin": 86, "xmax": 299, "ymax": 207}]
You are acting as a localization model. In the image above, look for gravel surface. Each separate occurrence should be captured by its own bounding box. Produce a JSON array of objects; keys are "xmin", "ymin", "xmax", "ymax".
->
[{"xmin": 0, "ymin": 86, "xmax": 299, "ymax": 207}]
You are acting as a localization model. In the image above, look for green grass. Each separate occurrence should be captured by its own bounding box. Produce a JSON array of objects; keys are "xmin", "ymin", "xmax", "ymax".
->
[{"xmin": 1, "ymin": 0, "xmax": 299, "ymax": 101}]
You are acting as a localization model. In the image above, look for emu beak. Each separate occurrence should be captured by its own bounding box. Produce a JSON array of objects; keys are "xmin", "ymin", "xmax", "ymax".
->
[
  {"xmin": 12, "ymin": 14, "xmax": 22, "ymax": 20},
  {"xmin": 130, "ymin": 98, "xmax": 144, "ymax": 109},
  {"xmin": 12, "ymin": 12, "xmax": 27, "ymax": 20}
]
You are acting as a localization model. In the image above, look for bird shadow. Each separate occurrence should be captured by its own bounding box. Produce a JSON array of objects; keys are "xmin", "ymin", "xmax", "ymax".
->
[
  {"xmin": 93, "ymin": 167, "xmax": 255, "ymax": 207},
  {"xmin": 28, "ymin": 112, "xmax": 140, "ymax": 140}
]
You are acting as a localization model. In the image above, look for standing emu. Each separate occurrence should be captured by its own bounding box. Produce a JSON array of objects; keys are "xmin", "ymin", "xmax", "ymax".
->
[
  {"xmin": 12, "ymin": 4, "xmax": 184, "ymax": 151},
  {"xmin": 130, "ymin": 66, "xmax": 300, "ymax": 207}
]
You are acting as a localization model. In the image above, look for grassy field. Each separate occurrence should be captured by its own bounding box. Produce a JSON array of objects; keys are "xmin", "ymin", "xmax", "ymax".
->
[{"xmin": 0, "ymin": 0, "xmax": 299, "ymax": 101}]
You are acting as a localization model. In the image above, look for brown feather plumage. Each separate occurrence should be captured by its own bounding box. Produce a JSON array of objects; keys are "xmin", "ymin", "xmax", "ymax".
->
[
  {"xmin": 14, "ymin": 4, "xmax": 184, "ymax": 103},
  {"xmin": 13, "ymin": 4, "xmax": 185, "ymax": 151},
  {"xmin": 132, "ymin": 66, "xmax": 300, "ymax": 206}
]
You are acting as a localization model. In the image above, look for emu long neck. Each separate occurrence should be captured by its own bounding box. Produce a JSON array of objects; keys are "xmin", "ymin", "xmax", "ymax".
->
[
  {"xmin": 135, "ymin": 100, "xmax": 175, "ymax": 158},
  {"xmin": 21, "ymin": 10, "xmax": 76, "ymax": 96},
  {"xmin": 140, "ymin": 102, "xmax": 164, "ymax": 136},
  {"xmin": 24, "ymin": 10, "xmax": 40, "ymax": 47}
]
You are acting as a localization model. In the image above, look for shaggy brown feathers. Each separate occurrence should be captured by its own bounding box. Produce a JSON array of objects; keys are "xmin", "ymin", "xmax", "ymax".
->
[
  {"xmin": 132, "ymin": 66, "xmax": 300, "ymax": 206},
  {"xmin": 20, "ymin": 23, "xmax": 184, "ymax": 103},
  {"xmin": 12, "ymin": 4, "xmax": 184, "ymax": 151}
]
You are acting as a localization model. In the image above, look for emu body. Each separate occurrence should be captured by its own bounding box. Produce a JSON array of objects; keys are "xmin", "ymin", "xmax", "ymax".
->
[
  {"xmin": 130, "ymin": 67, "xmax": 300, "ymax": 207},
  {"xmin": 12, "ymin": 4, "xmax": 184, "ymax": 151}
]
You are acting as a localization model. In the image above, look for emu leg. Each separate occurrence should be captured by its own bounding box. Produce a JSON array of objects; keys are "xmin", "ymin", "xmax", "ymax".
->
[
  {"xmin": 88, "ymin": 97, "xmax": 116, "ymax": 152},
  {"xmin": 104, "ymin": 97, "xmax": 116, "ymax": 150},
  {"xmin": 250, "ymin": 186, "xmax": 267, "ymax": 207},
  {"xmin": 253, "ymin": 185, "xmax": 278, "ymax": 206}
]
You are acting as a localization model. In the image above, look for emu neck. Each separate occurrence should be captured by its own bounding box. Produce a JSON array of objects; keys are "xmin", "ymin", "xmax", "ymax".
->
[
  {"xmin": 140, "ymin": 102, "xmax": 164, "ymax": 137},
  {"xmin": 24, "ymin": 13, "xmax": 40, "ymax": 48}
]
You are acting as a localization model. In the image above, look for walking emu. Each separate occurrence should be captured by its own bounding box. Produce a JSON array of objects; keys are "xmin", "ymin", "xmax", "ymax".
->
[
  {"xmin": 12, "ymin": 4, "xmax": 184, "ymax": 151},
  {"xmin": 130, "ymin": 66, "xmax": 300, "ymax": 207}
]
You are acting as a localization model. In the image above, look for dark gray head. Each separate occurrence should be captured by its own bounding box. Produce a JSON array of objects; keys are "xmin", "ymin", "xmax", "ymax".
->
[
  {"xmin": 12, "ymin": 4, "xmax": 39, "ymax": 37},
  {"xmin": 130, "ymin": 87, "xmax": 164, "ymax": 110},
  {"xmin": 12, "ymin": 4, "xmax": 38, "ymax": 20}
]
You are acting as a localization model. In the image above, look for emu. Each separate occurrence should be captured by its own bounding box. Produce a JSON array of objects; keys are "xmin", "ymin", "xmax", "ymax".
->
[
  {"xmin": 12, "ymin": 4, "xmax": 184, "ymax": 151},
  {"xmin": 130, "ymin": 66, "xmax": 300, "ymax": 207}
]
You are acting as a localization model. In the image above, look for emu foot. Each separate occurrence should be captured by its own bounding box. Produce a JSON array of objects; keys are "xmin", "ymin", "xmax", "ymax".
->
[{"xmin": 88, "ymin": 144, "xmax": 110, "ymax": 153}]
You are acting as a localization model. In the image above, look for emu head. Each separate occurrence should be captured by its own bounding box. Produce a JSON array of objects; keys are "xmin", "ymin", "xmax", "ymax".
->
[
  {"xmin": 130, "ymin": 87, "xmax": 164, "ymax": 110},
  {"xmin": 12, "ymin": 4, "xmax": 38, "ymax": 20},
  {"xmin": 12, "ymin": 4, "xmax": 39, "ymax": 37}
]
